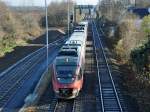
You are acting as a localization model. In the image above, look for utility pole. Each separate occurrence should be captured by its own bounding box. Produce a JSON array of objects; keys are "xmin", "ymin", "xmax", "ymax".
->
[
  {"xmin": 68, "ymin": 0, "xmax": 70, "ymax": 38},
  {"xmin": 45, "ymin": 0, "xmax": 49, "ymax": 71},
  {"xmin": 73, "ymin": 6, "xmax": 76, "ymax": 23}
]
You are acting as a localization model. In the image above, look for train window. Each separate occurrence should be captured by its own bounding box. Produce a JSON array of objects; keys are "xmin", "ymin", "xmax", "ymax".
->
[
  {"xmin": 74, "ymin": 30, "xmax": 84, "ymax": 32},
  {"xmin": 74, "ymin": 26, "xmax": 85, "ymax": 30},
  {"xmin": 68, "ymin": 44, "xmax": 81, "ymax": 46}
]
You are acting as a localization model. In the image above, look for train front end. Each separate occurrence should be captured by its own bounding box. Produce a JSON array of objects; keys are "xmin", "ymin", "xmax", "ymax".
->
[{"xmin": 52, "ymin": 50, "xmax": 83, "ymax": 99}]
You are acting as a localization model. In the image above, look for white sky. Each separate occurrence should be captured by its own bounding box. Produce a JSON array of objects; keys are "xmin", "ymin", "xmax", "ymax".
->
[{"xmin": 1, "ymin": 0, "xmax": 98, "ymax": 6}]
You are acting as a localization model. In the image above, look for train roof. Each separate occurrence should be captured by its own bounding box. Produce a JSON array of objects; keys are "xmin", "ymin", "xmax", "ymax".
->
[
  {"xmin": 79, "ymin": 21, "xmax": 88, "ymax": 25},
  {"xmin": 71, "ymin": 32, "xmax": 85, "ymax": 36},
  {"xmin": 65, "ymin": 40, "xmax": 84, "ymax": 46},
  {"xmin": 70, "ymin": 32, "xmax": 85, "ymax": 39},
  {"xmin": 74, "ymin": 26, "xmax": 85, "ymax": 32},
  {"xmin": 65, "ymin": 32, "xmax": 85, "ymax": 45}
]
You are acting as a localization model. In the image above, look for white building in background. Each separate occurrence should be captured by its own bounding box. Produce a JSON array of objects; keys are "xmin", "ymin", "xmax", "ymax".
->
[
  {"xmin": 130, "ymin": 0, "xmax": 136, "ymax": 5},
  {"xmin": 100, "ymin": 0, "xmax": 131, "ymax": 6}
]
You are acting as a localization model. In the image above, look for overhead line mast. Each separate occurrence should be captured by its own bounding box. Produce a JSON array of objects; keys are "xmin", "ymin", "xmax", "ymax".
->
[
  {"xmin": 68, "ymin": 0, "xmax": 70, "ymax": 38},
  {"xmin": 45, "ymin": 0, "xmax": 49, "ymax": 71}
]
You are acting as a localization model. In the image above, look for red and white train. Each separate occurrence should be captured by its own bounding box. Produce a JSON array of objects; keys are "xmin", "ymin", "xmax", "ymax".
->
[{"xmin": 52, "ymin": 21, "xmax": 88, "ymax": 99}]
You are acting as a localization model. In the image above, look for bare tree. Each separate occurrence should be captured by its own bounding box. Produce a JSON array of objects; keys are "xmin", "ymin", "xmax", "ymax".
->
[{"xmin": 41, "ymin": 1, "xmax": 74, "ymax": 27}]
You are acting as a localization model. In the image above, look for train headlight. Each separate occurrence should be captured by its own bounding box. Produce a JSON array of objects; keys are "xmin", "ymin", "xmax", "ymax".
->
[
  {"xmin": 57, "ymin": 78, "xmax": 61, "ymax": 81},
  {"xmin": 55, "ymin": 90, "xmax": 59, "ymax": 93},
  {"xmin": 71, "ymin": 78, "xmax": 75, "ymax": 81},
  {"xmin": 73, "ymin": 89, "xmax": 78, "ymax": 94}
]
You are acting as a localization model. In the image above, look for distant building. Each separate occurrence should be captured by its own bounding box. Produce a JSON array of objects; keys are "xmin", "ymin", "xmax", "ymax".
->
[
  {"xmin": 128, "ymin": 8, "xmax": 150, "ymax": 18},
  {"xmin": 100, "ymin": 0, "xmax": 131, "ymax": 6},
  {"xmin": 130, "ymin": 0, "xmax": 135, "ymax": 5}
]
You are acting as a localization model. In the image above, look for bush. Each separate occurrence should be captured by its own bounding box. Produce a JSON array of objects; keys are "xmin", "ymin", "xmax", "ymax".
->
[
  {"xmin": 0, "ymin": 33, "xmax": 17, "ymax": 56},
  {"xmin": 0, "ymin": 1, "xmax": 42, "ymax": 57},
  {"xmin": 131, "ymin": 39, "xmax": 150, "ymax": 73},
  {"xmin": 142, "ymin": 15, "xmax": 150, "ymax": 36},
  {"xmin": 21, "ymin": 14, "xmax": 42, "ymax": 37},
  {"xmin": 114, "ymin": 14, "xmax": 141, "ymax": 62}
]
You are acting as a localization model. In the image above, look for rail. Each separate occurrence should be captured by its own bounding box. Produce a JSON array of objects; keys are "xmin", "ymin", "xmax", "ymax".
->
[{"xmin": 92, "ymin": 20, "xmax": 123, "ymax": 112}]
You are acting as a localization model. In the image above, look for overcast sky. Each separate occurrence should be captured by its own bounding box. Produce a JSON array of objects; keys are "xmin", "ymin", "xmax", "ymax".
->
[{"xmin": 2, "ymin": 0, "xmax": 98, "ymax": 6}]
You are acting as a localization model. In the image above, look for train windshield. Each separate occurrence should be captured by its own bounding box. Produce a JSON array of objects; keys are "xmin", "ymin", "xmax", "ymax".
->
[
  {"xmin": 56, "ymin": 66, "xmax": 76, "ymax": 77},
  {"xmin": 55, "ymin": 57, "xmax": 78, "ymax": 66},
  {"xmin": 74, "ymin": 26, "xmax": 85, "ymax": 31},
  {"xmin": 57, "ymin": 51, "xmax": 78, "ymax": 57},
  {"xmin": 55, "ymin": 66, "xmax": 77, "ymax": 83}
]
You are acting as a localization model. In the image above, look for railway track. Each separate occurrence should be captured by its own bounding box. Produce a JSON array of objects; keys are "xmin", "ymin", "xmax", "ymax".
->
[
  {"xmin": 92, "ymin": 20, "xmax": 125, "ymax": 112},
  {"xmin": 0, "ymin": 38, "xmax": 66, "ymax": 110},
  {"xmin": 0, "ymin": 49, "xmax": 50, "ymax": 108},
  {"xmin": 34, "ymin": 98, "xmax": 75, "ymax": 112},
  {"xmin": 54, "ymin": 100, "xmax": 74, "ymax": 112}
]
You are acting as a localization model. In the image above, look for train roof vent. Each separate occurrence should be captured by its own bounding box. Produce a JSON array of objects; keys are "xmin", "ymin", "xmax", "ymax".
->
[{"xmin": 69, "ymin": 40, "xmax": 82, "ymax": 44}]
